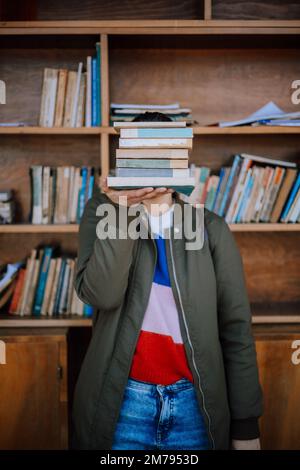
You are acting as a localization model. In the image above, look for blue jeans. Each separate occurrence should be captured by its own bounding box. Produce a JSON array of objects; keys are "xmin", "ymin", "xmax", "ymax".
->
[{"xmin": 111, "ymin": 377, "xmax": 211, "ymax": 450}]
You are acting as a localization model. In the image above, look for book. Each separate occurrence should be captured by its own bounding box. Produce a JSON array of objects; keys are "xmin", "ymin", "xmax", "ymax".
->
[
  {"xmin": 63, "ymin": 70, "xmax": 77, "ymax": 127},
  {"xmin": 119, "ymin": 138, "xmax": 193, "ymax": 149},
  {"xmin": 39, "ymin": 68, "xmax": 58, "ymax": 127},
  {"xmin": 30, "ymin": 165, "xmax": 43, "ymax": 224},
  {"xmin": 33, "ymin": 246, "xmax": 53, "ymax": 315},
  {"xmin": 85, "ymin": 56, "xmax": 92, "ymax": 127},
  {"xmin": 107, "ymin": 176, "xmax": 195, "ymax": 196},
  {"xmin": 120, "ymin": 128, "xmax": 193, "ymax": 138},
  {"xmin": 71, "ymin": 62, "xmax": 83, "ymax": 127},
  {"xmin": 280, "ymin": 172, "xmax": 300, "ymax": 222},
  {"xmin": 53, "ymin": 69, "xmax": 68, "ymax": 127},
  {"xmin": 116, "ymin": 159, "xmax": 188, "ymax": 169},
  {"xmin": 111, "ymin": 102, "xmax": 180, "ymax": 110},
  {"xmin": 270, "ymin": 169, "xmax": 298, "ymax": 222},
  {"xmin": 96, "ymin": 42, "xmax": 101, "ymax": 126},
  {"xmin": 113, "ymin": 121, "xmax": 186, "ymax": 129},
  {"xmin": 115, "ymin": 168, "xmax": 190, "ymax": 177},
  {"xmin": 116, "ymin": 148, "xmax": 189, "ymax": 159},
  {"xmin": 8, "ymin": 268, "xmax": 26, "ymax": 315}
]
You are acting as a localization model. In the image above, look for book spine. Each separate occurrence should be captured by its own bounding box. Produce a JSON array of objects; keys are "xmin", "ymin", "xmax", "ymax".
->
[
  {"xmin": 120, "ymin": 128, "xmax": 193, "ymax": 138},
  {"xmin": 91, "ymin": 57, "xmax": 97, "ymax": 126},
  {"xmin": 96, "ymin": 42, "xmax": 101, "ymax": 126},
  {"xmin": 33, "ymin": 247, "xmax": 53, "ymax": 315},
  {"xmin": 85, "ymin": 56, "xmax": 92, "ymax": 127},
  {"xmin": 53, "ymin": 259, "xmax": 66, "ymax": 315},
  {"xmin": 31, "ymin": 166, "xmax": 43, "ymax": 224},
  {"xmin": 119, "ymin": 138, "xmax": 193, "ymax": 148},
  {"xmin": 115, "ymin": 168, "xmax": 190, "ymax": 177}
]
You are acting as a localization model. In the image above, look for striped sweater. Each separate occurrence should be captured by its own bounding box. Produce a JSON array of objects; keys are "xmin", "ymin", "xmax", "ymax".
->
[{"xmin": 129, "ymin": 206, "xmax": 194, "ymax": 385}]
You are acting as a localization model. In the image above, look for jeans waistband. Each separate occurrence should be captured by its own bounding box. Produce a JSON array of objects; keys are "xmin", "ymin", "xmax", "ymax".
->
[{"xmin": 126, "ymin": 377, "xmax": 194, "ymax": 392}]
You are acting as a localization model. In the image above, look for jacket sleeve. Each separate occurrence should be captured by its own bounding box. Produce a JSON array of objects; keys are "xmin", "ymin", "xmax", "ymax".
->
[
  {"xmin": 74, "ymin": 192, "xmax": 137, "ymax": 311},
  {"xmin": 209, "ymin": 215, "xmax": 264, "ymax": 440}
]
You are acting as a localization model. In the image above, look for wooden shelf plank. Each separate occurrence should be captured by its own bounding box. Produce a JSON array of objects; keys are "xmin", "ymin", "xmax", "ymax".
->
[
  {"xmin": 108, "ymin": 126, "xmax": 300, "ymax": 135},
  {"xmin": 229, "ymin": 224, "xmax": 300, "ymax": 232},
  {"xmin": 1, "ymin": 20, "xmax": 300, "ymax": 28},
  {"xmin": 0, "ymin": 315, "xmax": 92, "ymax": 327},
  {"xmin": 0, "ymin": 224, "xmax": 299, "ymax": 233},
  {"xmin": 0, "ymin": 126, "xmax": 102, "ymax": 134},
  {"xmin": 0, "ymin": 224, "xmax": 79, "ymax": 233},
  {"xmin": 1, "ymin": 20, "xmax": 300, "ymax": 35},
  {"xmin": 1, "ymin": 126, "xmax": 300, "ymax": 136}
]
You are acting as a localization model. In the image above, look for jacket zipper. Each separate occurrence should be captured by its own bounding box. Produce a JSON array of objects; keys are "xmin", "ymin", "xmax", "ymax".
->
[{"xmin": 168, "ymin": 236, "xmax": 216, "ymax": 450}]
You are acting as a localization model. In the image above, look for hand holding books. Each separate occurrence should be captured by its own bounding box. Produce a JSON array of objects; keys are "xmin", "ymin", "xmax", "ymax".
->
[
  {"xmin": 107, "ymin": 120, "xmax": 194, "ymax": 196},
  {"xmin": 101, "ymin": 176, "xmax": 174, "ymax": 207}
]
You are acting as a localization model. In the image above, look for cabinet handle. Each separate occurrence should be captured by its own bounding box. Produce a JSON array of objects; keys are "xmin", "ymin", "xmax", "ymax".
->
[{"xmin": 57, "ymin": 365, "xmax": 63, "ymax": 380}]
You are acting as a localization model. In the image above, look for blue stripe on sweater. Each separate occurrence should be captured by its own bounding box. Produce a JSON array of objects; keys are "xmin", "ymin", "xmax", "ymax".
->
[{"xmin": 153, "ymin": 236, "xmax": 171, "ymax": 287}]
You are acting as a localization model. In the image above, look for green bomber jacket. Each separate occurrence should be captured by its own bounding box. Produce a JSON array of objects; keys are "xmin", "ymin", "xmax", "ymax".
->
[{"xmin": 72, "ymin": 187, "xmax": 263, "ymax": 450}]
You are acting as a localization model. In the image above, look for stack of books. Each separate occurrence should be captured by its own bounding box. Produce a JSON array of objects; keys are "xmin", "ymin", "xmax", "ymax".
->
[
  {"xmin": 2, "ymin": 247, "xmax": 93, "ymax": 317},
  {"xmin": 184, "ymin": 153, "xmax": 300, "ymax": 223},
  {"xmin": 107, "ymin": 121, "xmax": 195, "ymax": 196},
  {"xmin": 39, "ymin": 41, "xmax": 101, "ymax": 128},
  {"xmin": 110, "ymin": 103, "xmax": 193, "ymax": 125},
  {"xmin": 30, "ymin": 165, "xmax": 99, "ymax": 224}
]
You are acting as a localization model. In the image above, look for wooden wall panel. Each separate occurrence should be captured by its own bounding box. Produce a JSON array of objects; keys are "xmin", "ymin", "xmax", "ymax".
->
[
  {"xmin": 36, "ymin": 0, "xmax": 204, "ymax": 20},
  {"xmin": 109, "ymin": 48, "xmax": 300, "ymax": 126},
  {"xmin": 235, "ymin": 232, "xmax": 300, "ymax": 303},
  {"xmin": 213, "ymin": 1, "xmax": 300, "ymax": 20}
]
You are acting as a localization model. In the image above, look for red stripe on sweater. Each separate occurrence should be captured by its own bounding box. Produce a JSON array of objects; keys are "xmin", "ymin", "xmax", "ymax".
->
[{"xmin": 129, "ymin": 330, "xmax": 194, "ymax": 385}]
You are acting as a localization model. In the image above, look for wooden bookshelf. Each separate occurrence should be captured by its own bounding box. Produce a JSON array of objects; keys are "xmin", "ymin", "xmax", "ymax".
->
[
  {"xmin": 0, "ymin": 19, "xmax": 299, "ymax": 303},
  {"xmin": 0, "ymin": 1, "xmax": 300, "ymax": 450}
]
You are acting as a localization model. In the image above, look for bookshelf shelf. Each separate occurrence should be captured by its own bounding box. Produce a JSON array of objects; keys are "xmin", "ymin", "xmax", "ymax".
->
[
  {"xmin": 1, "ymin": 126, "xmax": 299, "ymax": 136},
  {"xmin": 1, "ymin": 20, "xmax": 300, "ymax": 35},
  {"xmin": 0, "ymin": 315, "xmax": 92, "ymax": 327},
  {"xmin": 108, "ymin": 126, "xmax": 300, "ymax": 136},
  {"xmin": 0, "ymin": 224, "xmax": 79, "ymax": 233},
  {"xmin": 0, "ymin": 6, "xmax": 299, "ymax": 452},
  {"xmin": 0, "ymin": 16, "xmax": 299, "ymax": 331},
  {"xmin": 0, "ymin": 223, "xmax": 299, "ymax": 234},
  {"xmin": 0, "ymin": 126, "xmax": 103, "ymax": 135}
]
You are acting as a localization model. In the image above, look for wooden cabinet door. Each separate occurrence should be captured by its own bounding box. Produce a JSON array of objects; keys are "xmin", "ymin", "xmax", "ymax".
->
[
  {"xmin": 0, "ymin": 328, "xmax": 67, "ymax": 450},
  {"xmin": 255, "ymin": 329, "xmax": 300, "ymax": 450}
]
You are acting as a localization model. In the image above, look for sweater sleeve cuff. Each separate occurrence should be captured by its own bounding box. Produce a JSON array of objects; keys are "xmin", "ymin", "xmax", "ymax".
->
[{"xmin": 230, "ymin": 417, "xmax": 260, "ymax": 440}]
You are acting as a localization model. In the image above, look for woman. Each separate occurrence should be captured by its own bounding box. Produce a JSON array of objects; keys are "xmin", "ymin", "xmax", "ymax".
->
[{"xmin": 72, "ymin": 112, "xmax": 263, "ymax": 450}]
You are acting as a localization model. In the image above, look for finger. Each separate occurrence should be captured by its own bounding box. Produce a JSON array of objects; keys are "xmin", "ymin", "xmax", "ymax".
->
[{"xmin": 127, "ymin": 187, "xmax": 154, "ymax": 199}]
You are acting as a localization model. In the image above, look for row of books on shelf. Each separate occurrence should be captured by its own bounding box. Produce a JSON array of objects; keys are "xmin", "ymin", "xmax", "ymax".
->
[
  {"xmin": 183, "ymin": 153, "xmax": 300, "ymax": 223},
  {"xmin": 110, "ymin": 102, "xmax": 194, "ymax": 125},
  {"xmin": 39, "ymin": 41, "xmax": 101, "ymax": 128},
  {"xmin": 0, "ymin": 247, "xmax": 92, "ymax": 317},
  {"xmin": 30, "ymin": 165, "xmax": 99, "ymax": 224}
]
